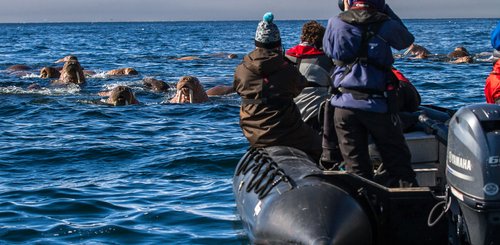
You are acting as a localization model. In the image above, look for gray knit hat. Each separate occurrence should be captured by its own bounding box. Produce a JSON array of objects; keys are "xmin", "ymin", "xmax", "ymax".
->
[{"xmin": 254, "ymin": 12, "xmax": 281, "ymax": 49}]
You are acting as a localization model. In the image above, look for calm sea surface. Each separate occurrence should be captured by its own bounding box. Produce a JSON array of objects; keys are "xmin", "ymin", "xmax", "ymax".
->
[{"xmin": 0, "ymin": 18, "xmax": 498, "ymax": 244}]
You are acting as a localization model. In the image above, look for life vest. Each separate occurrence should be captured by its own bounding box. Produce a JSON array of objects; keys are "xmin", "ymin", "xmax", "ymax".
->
[
  {"xmin": 325, "ymin": 6, "xmax": 414, "ymax": 113},
  {"xmin": 332, "ymin": 10, "xmax": 394, "ymax": 102},
  {"xmin": 334, "ymin": 20, "xmax": 388, "ymax": 86}
]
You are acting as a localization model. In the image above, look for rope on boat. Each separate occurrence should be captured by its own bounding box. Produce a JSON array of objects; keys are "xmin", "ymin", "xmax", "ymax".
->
[
  {"xmin": 427, "ymin": 187, "xmax": 451, "ymax": 227},
  {"xmin": 236, "ymin": 148, "xmax": 294, "ymax": 199}
]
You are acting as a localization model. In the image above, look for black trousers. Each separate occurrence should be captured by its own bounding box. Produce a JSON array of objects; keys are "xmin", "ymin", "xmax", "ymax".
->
[{"xmin": 333, "ymin": 107, "xmax": 416, "ymax": 181}]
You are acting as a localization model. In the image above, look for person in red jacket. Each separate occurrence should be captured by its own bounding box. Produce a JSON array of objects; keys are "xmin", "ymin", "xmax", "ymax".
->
[
  {"xmin": 485, "ymin": 22, "xmax": 500, "ymax": 104},
  {"xmin": 485, "ymin": 59, "xmax": 500, "ymax": 104}
]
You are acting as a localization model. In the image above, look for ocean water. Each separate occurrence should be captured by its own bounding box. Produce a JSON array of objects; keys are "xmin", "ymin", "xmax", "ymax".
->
[{"xmin": 0, "ymin": 18, "xmax": 498, "ymax": 244}]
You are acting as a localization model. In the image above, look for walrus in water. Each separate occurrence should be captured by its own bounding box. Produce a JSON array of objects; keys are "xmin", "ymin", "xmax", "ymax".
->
[
  {"xmin": 6, "ymin": 64, "xmax": 32, "ymax": 71},
  {"xmin": 104, "ymin": 85, "xmax": 140, "ymax": 106},
  {"xmin": 27, "ymin": 83, "xmax": 42, "ymax": 90},
  {"xmin": 142, "ymin": 77, "xmax": 170, "ymax": 92},
  {"xmin": 170, "ymin": 76, "xmax": 209, "ymax": 103},
  {"xmin": 176, "ymin": 53, "xmax": 238, "ymax": 60},
  {"xmin": 106, "ymin": 68, "xmax": 139, "ymax": 76},
  {"xmin": 403, "ymin": 43, "xmax": 431, "ymax": 59},
  {"xmin": 40, "ymin": 67, "xmax": 61, "ymax": 79},
  {"xmin": 448, "ymin": 46, "xmax": 470, "ymax": 58},
  {"xmin": 175, "ymin": 56, "xmax": 202, "ymax": 61},
  {"xmin": 51, "ymin": 55, "xmax": 86, "ymax": 86},
  {"xmin": 206, "ymin": 85, "xmax": 235, "ymax": 96},
  {"xmin": 209, "ymin": 53, "xmax": 239, "ymax": 59},
  {"xmin": 5, "ymin": 64, "xmax": 33, "ymax": 76},
  {"xmin": 448, "ymin": 46, "xmax": 473, "ymax": 64}
]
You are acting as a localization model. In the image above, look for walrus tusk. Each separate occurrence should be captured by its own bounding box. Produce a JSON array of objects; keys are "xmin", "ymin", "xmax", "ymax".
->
[
  {"xmin": 55, "ymin": 58, "xmax": 66, "ymax": 63},
  {"xmin": 402, "ymin": 47, "xmax": 412, "ymax": 57},
  {"xmin": 76, "ymin": 71, "xmax": 81, "ymax": 84},
  {"xmin": 189, "ymin": 89, "xmax": 193, "ymax": 103}
]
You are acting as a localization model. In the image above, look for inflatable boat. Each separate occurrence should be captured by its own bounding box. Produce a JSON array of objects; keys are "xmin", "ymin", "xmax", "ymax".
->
[{"xmin": 233, "ymin": 104, "xmax": 500, "ymax": 245}]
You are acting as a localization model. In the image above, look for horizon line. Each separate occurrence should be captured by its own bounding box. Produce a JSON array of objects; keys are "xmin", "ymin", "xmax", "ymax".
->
[{"xmin": 0, "ymin": 17, "xmax": 498, "ymax": 25}]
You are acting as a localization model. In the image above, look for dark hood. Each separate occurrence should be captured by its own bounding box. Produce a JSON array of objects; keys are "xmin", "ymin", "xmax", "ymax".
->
[
  {"xmin": 242, "ymin": 48, "xmax": 286, "ymax": 76},
  {"xmin": 339, "ymin": 9, "xmax": 389, "ymax": 25}
]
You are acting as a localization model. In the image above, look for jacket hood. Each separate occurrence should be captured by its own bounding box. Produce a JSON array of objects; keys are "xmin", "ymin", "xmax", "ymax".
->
[
  {"xmin": 243, "ymin": 48, "xmax": 287, "ymax": 76},
  {"xmin": 339, "ymin": 8, "xmax": 389, "ymax": 25},
  {"xmin": 286, "ymin": 44, "xmax": 325, "ymax": 58}
]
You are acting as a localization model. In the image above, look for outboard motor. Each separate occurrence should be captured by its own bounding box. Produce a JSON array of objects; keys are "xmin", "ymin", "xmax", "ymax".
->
[{"xmin": 446, "ymin": 104, "xmax": 500, "ymax": 244}]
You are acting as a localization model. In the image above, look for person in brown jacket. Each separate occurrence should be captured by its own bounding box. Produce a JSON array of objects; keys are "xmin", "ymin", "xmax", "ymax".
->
[{"xmin": 233, "ymin": 12, "xmax": 322, "ymax": 161}]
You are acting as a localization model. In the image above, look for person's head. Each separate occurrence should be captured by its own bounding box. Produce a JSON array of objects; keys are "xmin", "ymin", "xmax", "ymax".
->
[
  {"xmin": 254, "ymin": 12, "xmax": 281, "ymax": 50},
  {"xmin": 339, "ymin": 0, "xmax": 386, "ymax": 11},
  {"xmin": 300, "ymin": 21, "xmax": 325, "ymax": 49}
]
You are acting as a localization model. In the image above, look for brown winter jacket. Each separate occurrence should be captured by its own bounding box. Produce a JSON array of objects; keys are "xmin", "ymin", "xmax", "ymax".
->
[{"xmin": 233, "ymin": 48, "xmax": 321, "ymax": 159}]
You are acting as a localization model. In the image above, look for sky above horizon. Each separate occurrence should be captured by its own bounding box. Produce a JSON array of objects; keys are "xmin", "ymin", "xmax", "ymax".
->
[{"xmin": 0, "ymin": 0, "xmax": 499, "ymax": 23}]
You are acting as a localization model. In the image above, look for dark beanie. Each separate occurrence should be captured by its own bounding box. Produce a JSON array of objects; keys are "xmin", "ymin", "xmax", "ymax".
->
[{"xmin": 254, "ymin": 12, "xmax": 281, "ymax": 49}]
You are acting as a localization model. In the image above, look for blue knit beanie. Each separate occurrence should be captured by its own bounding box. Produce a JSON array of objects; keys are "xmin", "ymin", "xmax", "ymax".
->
[
  {"xmin": 254, "ymin": 12, "xmax": 281, "ymax": 49},
  {"xmin": 492, "ymin": 22, "xmax": 500, "ymax": 51}
]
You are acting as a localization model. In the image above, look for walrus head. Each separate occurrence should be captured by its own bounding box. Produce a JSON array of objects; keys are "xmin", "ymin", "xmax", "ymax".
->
[
  {"xmin": 58, "ymin": 57, "xmax": 86, "ymax": 85},
  {"xmin": 405, "ymin": 44, "xmax": 430, "ymax": 59},
  {"xmin": 27, "ymin": 83, "xmax": 42, "ymax": 90},
  {"xmin": 142, "ymin": 77, "xmax": 170, "ymax": 92},
  {"xmin": 124, "ymin": 68, "xmax": 138, "ymax": 75},
  {"xmin": 107, "ymin": 68, "xmax": 139, "ymax": 76},
  {"xmin": 55, "ymin": 55, "xmax": 78, "ymax": 64},
  {"xmin": 40, "ymin": 67, "xmax": 61, "ymax": 79},
  {"xmin": 448, "ymin": 46, "xmax": 470, "ymax": 58},
  {"xmin": 170, "ymin": 76, "xmax": 209, "ymax": 103},
  {"xmin": 7, "ymin": 64, "xmax": 32, "ymax": 71},
  {"xmin": 52, "ymin": 55, "xmax": 85, "ymax": 86},
  {"xmin": 106, "ymin": 85, "xmax": 139, "ymax": 106}
]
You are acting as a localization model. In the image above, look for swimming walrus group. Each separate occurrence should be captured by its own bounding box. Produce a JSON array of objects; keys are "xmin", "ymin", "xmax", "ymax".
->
[
  {"xmin": 3, "ymin": 53, "xmax": 232, "ymax": 106},
  {"xmin": 401, "ymin": 44, "xmax": 476, "ymax": 63},
  {"xmin": 9, "ymin": 44, "xmax": 483, "ymax": 107},
  {"xmin": 99, "ymin": 75, "xmax": 212, "ymax": 106}
]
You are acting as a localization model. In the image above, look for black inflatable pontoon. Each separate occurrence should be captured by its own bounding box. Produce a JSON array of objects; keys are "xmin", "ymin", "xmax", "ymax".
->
[{"xmin": 233, "ymin": 104, "xmax": 500, "ymax": 245}]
